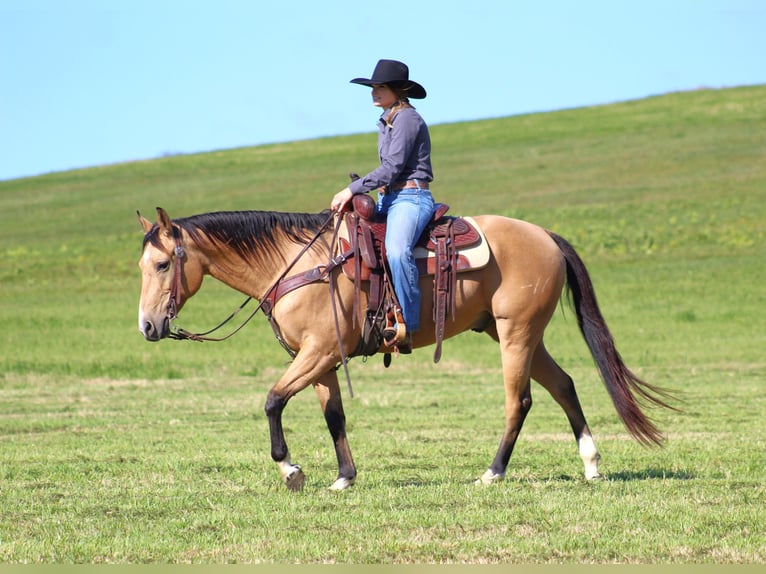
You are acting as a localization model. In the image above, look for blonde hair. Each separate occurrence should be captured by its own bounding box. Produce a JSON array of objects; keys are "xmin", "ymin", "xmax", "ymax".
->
[{"xmin": 384, "ymin": 86, "xmax": 415, "ymax": 127}]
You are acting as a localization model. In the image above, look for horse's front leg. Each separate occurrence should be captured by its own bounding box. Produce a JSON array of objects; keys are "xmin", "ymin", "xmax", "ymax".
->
[
  {"xmin": 264, "ymin": 390, "xmax": 305, "ymax": 491},
  {"xmin": 264, "ymin": 351, "xmax": 339, "ymax": 491},
  {"xmin": 314, "ymin": 370, "xmax": 357, "ymax": 490}
]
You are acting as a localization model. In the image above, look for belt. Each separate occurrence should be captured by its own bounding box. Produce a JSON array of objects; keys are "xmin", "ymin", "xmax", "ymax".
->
[{"xmin": 389, "ymin": 179, "xmax": 430, "ymax": 191}]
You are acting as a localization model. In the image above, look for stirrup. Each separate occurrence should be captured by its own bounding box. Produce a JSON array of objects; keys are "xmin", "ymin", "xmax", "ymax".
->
[
  {"xmin": 383, "ymin": 323, "xmax": 406, "ymax": 346},
  {"xmin": 383, "ymin": 307, "xmax": 407, "ymax": 346}
]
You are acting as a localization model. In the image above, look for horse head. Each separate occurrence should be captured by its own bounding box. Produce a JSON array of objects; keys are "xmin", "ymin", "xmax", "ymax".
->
[{"xmin": 137, "ymin": 207, "xmax": 203, "ymax": 341}]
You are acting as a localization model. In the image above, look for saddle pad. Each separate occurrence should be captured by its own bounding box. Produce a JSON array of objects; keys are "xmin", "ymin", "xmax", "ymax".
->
[{"xmin": 415, "ymin": 217, "xmax": 490, "ymax": 276}]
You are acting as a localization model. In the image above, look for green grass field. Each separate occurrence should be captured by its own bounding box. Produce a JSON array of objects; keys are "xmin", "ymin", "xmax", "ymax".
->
[{"xmin": 0, "ymin": 85, "xmax": 764, "ymax": 563}]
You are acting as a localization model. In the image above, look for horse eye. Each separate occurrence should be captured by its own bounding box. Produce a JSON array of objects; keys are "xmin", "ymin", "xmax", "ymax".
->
[{"xmin": 156, "ymin": 261, "xmax": 170, "ymax": 273}]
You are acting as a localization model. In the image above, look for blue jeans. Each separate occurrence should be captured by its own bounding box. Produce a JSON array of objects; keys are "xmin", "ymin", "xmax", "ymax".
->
[{"xmin": 376, "ymin": 186, "xmax": 435, "ymax": 333}]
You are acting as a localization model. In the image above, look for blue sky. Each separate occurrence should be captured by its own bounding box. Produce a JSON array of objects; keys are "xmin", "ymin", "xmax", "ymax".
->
[{"xmin": 1, "ymin": 0, "xmax": 763, "ymax": 182}]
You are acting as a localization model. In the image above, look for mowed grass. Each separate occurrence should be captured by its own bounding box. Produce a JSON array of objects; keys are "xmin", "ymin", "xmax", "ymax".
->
[{"xmin": 0, "ymin": 85, "xmax": 764, "ymax": 563}]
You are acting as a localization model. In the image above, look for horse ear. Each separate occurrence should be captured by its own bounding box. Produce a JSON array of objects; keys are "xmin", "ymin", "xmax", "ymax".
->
[
  {"xmin": 156, "ymin": 207, "xmax": 173, "ymax": 233},
  {"xmin": 137, "ymin": 210, "xmax": 153, "ymax": 233}
]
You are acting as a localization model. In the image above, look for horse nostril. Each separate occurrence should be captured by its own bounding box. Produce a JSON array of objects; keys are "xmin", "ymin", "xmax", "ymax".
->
[{"xmin": 143, "ymin": 320, "xmax": 160, "ymax": 341}]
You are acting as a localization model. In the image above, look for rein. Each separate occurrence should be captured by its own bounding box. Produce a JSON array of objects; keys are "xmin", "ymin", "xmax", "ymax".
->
[
  {"xmin": 167, "ymin": 213, "xmax": 334, "ymax": 342},
  {"xmin": 164, "ymin": 212, "xmax": 356, "ymax": 397},
  {"xmin": 166, "ymin": 222, "xmax": 261, "ymax": 342}
]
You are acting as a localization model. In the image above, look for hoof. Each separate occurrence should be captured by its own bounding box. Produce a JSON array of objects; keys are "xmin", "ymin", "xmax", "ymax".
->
[
  {"xmin": 475, "ymin": 468, "xmax": 505, "ymax": 486},
  {"xmin": 284, "ymin": 466, "xmax": 306, "ymax": 492},
  {"xmin": 585, "ymin": 471, "xmax": 604, "ymax": 481},
  {"xmin": 328, "ymin": 477, "xmax": 355, "ymax": 491}
]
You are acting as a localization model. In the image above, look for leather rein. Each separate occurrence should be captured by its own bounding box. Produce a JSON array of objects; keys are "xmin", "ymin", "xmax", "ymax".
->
[{"xmin": 164, "ymin": 212, "xmax": 357, "ymax": 395}]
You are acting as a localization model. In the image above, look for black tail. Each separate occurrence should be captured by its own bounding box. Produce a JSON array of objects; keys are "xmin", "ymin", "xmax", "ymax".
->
[{"xmin": 547, "ymin": 231, "xmax": 677, "ymax": 446}]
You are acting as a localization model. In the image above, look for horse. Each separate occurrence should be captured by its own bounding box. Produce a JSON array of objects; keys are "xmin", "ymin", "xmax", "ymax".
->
[{"xmin": 137, "ymin": 206, "xmax": 674, "ymax": 491}]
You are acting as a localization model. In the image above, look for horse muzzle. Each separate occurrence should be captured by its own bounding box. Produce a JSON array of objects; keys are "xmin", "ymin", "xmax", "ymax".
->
[{"xmin": 139, "ymin": 312, "xmax": 171, "ymax": 342}]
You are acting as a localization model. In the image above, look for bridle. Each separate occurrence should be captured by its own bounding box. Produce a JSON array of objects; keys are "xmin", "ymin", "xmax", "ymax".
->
[
  {"xmin": 165, "ymin": 218, "xmax": 333, "ymax": 343},
  {"xmin": 162, "ymin": 213, "xmax": 357, "ymax": 396},
  {"xmin": 167, "ymin": 225, "xmax": 185, "ymax": 321},
  {"xmin": 165, "ymin": 221, "xmax": 268, "ymax": 344}
]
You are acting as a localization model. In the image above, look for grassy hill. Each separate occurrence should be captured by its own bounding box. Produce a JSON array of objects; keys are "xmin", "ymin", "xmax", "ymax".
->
[
  {"xmin": 0, "ymin": 85, "xmax": 764, "ymax": 563},
  {"xmin": 1, "ymin": 85, "xmax": 763, "ymax": 379}
]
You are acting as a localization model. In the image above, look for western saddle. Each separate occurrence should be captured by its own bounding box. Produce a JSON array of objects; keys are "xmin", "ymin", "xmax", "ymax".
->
[{"xmin": 340, "ymin": 192, "xmax": 482, "ymax": 364}]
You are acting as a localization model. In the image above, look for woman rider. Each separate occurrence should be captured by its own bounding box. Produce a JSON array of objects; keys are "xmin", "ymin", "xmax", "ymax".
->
[{"xmin": 331, "ymin": 59, "xmax": 435, "ymax": 353}]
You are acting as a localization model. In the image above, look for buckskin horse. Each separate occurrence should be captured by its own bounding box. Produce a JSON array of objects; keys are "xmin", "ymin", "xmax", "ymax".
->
[{"xmin": 137, "ymin": 206, "xmax": 673, "ymax": 491}]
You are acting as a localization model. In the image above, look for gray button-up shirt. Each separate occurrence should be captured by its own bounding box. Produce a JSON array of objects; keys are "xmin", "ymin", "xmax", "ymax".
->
[{"xmin": 348, "ymin": 106, "xmax": 433, "ymax": 195}]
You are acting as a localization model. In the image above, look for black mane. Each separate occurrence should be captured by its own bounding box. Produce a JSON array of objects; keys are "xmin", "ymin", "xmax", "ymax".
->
[{"xmin": 144, "ymin": 210, "xmax": 332, "ymax": 263}]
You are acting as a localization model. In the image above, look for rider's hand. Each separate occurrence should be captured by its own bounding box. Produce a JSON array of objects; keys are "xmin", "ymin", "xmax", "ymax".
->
[{"xmin": 331, "ymin": 187, "xmax": 353, "ymax": 212}]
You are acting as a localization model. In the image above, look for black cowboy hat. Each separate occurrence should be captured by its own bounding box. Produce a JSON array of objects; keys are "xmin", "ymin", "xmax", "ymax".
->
[{"xmin": 350, "ymin": 59, "xmax": 427, "ymax": 99}]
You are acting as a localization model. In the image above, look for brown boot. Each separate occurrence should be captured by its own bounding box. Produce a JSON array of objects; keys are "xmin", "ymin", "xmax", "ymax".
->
[{"xmin": 395, "ymin": 332, "xmax": 412, "ymax": 355}]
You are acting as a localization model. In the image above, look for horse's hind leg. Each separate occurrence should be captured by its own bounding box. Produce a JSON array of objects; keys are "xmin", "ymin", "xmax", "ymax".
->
[
  {"xmin": 476, "ymin": 322, "xmax": 534, "ymax": 485},
  {"xmin": 531, "ymin": 342, "xmax": 602, "ymax": 479},
  {"xmin": 314, "ymin": 370, "xmax": 357, "ymax": 490}
]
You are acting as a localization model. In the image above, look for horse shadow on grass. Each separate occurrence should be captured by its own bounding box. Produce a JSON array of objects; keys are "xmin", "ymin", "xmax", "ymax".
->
[
  {"xmin": 498, "ymin": 467, "xmax": 696, "ymax": 484},
  {"xmin": 391, "ymin": 467, "xmax": 696, "ymax": 488},
  {"xmin": 604, "ymin": 467, "xmax": 696, "ymax": 481}
]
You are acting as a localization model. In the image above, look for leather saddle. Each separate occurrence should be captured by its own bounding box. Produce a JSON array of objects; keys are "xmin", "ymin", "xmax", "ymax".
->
[
  {"xmin": 338, "ymin": 194, "xmax": 487, "ymax": 280},
  {"xmin": 338, "ymin": 193, "xmax": 489, "ymax": 363}
]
